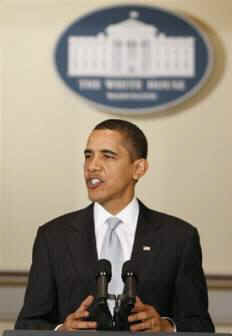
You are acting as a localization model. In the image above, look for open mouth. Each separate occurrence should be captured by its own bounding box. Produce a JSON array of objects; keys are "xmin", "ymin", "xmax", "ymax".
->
[{"xmin": 87, "ymin": 177, "xmax": 104, "ymax": 189}]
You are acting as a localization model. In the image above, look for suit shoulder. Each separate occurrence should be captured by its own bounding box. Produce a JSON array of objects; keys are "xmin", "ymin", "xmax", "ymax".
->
[
  {"xmin": 144, "ymin": 205, "xmax": 197, "ymax": 236},
  {"xmin": 38, "ymin": 204, "xmax": 93, "ymax": 234},
  {"xmin": 148, "ymin": 209, "xmax": 200, "ymax": 254}
]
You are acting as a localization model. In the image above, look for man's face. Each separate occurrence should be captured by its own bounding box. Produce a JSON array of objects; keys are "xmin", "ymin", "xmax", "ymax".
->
[{"xmin": 84, "ymin": 129, "xmax": 147, "ymax": 214}]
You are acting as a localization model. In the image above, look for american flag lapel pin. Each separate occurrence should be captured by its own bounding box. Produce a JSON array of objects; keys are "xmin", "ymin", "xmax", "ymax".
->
[{"xmin": 143, "ymin": 245, "xmax": 151, "ymax": 251}]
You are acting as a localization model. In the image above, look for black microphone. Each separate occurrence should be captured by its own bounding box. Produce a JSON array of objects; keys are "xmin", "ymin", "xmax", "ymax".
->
[
  {"xmin": 95, "ymin": 259, "xmax": 112, "ymax": 300},
  {"xmin": 114, "ymin": 260, "xmax": 137, "ymax": 330},
  {"xmin": 122, "ymin": 260, "xmax": 137, "ymax": 302},
  {"xmin": 88, "ymin": 259, "xmax": 114, "ymax": 330}
]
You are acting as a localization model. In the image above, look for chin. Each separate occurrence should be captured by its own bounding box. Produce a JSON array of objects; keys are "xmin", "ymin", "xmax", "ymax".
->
[
  {"xmin": 88, "ymin": 191, "xmax": 103, "ymax": 203},
  {"xmin": 89, "ymin": 195, "xmax": 111, "ymax": 208}
]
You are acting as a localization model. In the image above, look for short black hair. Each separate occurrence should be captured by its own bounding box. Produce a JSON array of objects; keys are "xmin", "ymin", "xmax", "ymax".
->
[{"xmin": 94, "ymin": 119, "xmax": 148, "ymax": 160}]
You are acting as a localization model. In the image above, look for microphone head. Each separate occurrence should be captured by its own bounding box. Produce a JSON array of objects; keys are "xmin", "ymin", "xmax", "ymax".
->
[
  {"xmin": 122, "ymin": 260, "xmax": 136, "ymax": 282},
  {"xmin": 97, "ymin": 259, "xmax": 112, "ymax": 282}
]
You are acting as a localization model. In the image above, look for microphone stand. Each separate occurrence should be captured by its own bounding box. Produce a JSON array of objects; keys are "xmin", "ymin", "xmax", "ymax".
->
[{"xmin": 113, "ymin": 293, "xmax": 135, "ymax": 330}]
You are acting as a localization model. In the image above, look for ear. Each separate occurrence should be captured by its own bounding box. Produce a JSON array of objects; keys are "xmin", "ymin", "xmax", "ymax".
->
[{"xmin": 132, "ymin": 159, "xmax": 149, "ymax": 182}]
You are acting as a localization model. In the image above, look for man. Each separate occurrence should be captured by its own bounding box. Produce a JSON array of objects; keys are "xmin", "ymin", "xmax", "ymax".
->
[{"xmin": 15, "ymin": 119, "xmax": 214, "ymax": 332}]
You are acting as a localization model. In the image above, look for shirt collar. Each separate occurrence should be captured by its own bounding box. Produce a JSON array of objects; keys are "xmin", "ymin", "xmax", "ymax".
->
[{"xmin": 94, "ymin": 198, "xmax": 139, "ymax": 232}]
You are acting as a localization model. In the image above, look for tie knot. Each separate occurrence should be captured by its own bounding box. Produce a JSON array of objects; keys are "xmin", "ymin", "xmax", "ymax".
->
[{"xmin": 106, "ymin": 217, "xmax": 121, "ymax": 231}]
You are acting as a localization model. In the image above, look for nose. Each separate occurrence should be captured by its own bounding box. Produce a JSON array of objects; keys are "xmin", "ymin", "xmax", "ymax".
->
[{"xmin": 86, "ymin": 156, "xmax": 102, "ymax": 172}]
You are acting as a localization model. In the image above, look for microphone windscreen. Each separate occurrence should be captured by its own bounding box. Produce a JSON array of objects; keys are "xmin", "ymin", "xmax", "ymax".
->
[
  {"xmin": 122, "ymin": 260, "xmax": 136, "ymax": 282},
  {"xmin": 97, "ymin": 259, "xmax": 112, "ymax": 281}
]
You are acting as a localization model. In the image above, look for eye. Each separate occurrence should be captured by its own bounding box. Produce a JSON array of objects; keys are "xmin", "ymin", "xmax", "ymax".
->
[
  {"xmin": 84, "ymin": 153, "xmax": 91, "ymax": 159},
  {"xmin": 104, "ymin": 154, "xmax": 115, "ymax": 159}
]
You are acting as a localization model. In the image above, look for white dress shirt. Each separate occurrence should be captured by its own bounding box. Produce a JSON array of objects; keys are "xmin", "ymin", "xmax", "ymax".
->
[{"xmin": 94, "ymin": 197, "xmax": 139, "ymax": 261}]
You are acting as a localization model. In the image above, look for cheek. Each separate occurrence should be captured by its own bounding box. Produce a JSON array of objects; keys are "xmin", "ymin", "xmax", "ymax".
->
[
  {"xmin": 109, "ymin": 165, "xmax": 133, "ymax": 182},
  {"xmin": 83, "ymin": 165, "xmax": 87, "ymax": 176}
]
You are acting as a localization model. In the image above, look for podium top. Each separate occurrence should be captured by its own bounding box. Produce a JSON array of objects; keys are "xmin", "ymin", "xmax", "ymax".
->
[{"xmin": 3, "ymin": 331, "xmax": 230, "ymax": 336}]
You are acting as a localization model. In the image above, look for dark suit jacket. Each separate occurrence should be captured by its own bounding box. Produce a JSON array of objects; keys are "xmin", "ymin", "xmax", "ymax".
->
[{"xmin": 15, "ymin": 201, "xmax": 214, "ymax": 332}]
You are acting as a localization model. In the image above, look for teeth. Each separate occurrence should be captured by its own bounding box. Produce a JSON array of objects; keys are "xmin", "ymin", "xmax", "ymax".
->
[{"xmin": 91, "ymin": 178, "xmax": 101, "ymax": 185}]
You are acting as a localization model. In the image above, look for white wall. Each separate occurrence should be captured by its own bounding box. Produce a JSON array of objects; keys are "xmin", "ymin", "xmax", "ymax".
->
[{"xmin": 0, "ymin": 0, "xmax": 231, "ymax": 275}]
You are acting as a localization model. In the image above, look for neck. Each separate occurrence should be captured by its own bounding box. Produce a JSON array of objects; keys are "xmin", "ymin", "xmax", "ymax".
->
[{"xmin": 101, "ymin": 196, "xmax": 134, "ymax": 215}]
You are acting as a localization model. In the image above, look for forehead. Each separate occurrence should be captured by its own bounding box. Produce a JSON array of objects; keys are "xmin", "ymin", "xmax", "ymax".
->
[{"xmin": 86, "ymin": 129, "xmax": 127, "ymax": 150}]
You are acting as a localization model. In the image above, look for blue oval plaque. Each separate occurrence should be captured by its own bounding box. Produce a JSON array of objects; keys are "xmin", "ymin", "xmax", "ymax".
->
[{"xmin": 55, "ymin": 5, "xmax": 213, "ymax": 115}]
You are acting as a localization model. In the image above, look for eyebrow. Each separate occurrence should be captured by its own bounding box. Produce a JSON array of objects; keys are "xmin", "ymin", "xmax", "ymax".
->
[
  {"xmin": 102, "ymin": 149, "xmax": 118, "ymax": 156},
  {"xmin": 84, "ymin": 149, "xmax": 118, "ymax": 156}
]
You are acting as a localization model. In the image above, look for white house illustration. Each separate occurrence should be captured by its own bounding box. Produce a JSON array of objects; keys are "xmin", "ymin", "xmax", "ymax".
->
[{"xmin": 68, "ymin": 11, "xmax": 195, "ymax": 77}]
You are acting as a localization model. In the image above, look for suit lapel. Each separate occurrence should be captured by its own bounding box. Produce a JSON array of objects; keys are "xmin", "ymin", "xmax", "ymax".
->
[
  {"xmin": 67, "ymin": 204, "xmax": 98, "ymax": 290},
  {"xmin": 131, "ymin": 201, "xmax": 163, "ymax": 284}
]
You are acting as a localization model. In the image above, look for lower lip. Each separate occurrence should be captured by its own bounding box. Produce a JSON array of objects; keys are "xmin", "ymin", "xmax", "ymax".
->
[{"xmin": 87, "ymin": 181, "xmax": 103, "ymax": 190}]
